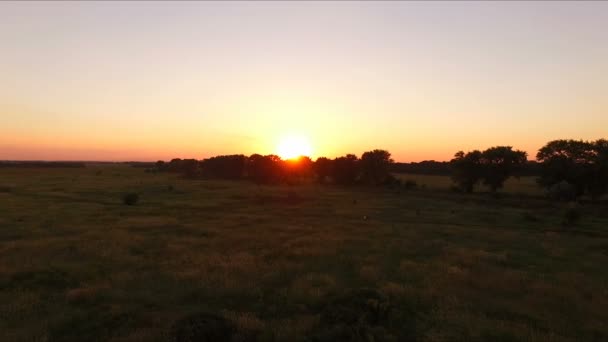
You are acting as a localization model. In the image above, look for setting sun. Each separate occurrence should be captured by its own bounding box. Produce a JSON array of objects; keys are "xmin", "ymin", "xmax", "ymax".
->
[{"xmin": 276, "ymin": 134, "xmax": 312, "ymax": 160}]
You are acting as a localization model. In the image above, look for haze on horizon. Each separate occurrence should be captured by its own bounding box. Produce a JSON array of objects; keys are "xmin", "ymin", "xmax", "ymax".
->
[{"xmin": 1, "ymin": 1, "xmax": 607, "ymax": 162}]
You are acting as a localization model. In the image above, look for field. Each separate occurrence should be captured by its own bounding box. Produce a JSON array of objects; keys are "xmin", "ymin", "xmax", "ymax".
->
[{"xmin": 1, "ymin": 165, "xmax": 608, "ymax": 341}]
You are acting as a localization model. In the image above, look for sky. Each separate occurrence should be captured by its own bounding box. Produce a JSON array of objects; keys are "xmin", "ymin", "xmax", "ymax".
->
[{"xmin": 1, "ymin": 1, "xmax": 607, "ymax": 162}]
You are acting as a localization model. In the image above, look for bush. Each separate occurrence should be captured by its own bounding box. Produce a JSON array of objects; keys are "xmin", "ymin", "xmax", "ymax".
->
[
  {"xmin": 563, "ymin": 204, "xmax": 582, "ymax": 226},
  {"xmin": 403, "ymin": 180, "xmax": 418, "ymax": 190},
  {"xmin": 312, "ymin": 288, "xmax": 395, "ymax": 342},
  {"xmin": 548, "ymin": 181, "xmax": 577, "ymax": 201},
  {"xmin": 122, "ymin": 193, "xmax": 139, "ymax": 206},
  {"xmin": 0, "ymin": 185, "xmax": 12, "ymax": 193},
  {"xmin": 169, "ymin": 313, "xmax": 235, "ymax": 342},
  {"xmin": 522, "ymin": 211, "xmax": 539, "ymax": 222}
]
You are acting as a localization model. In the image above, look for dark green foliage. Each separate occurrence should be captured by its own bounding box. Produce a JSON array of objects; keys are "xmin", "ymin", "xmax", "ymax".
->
[
  {"xmin": 332, "ymin": 154, "xmax": 360, "ymax": 185},
  {"xmin": 563, "ymin": 205, "xmax": 582, "ymax": 226},
  {"xmin": 169, "ymin": 313, "xmax": 235, "ymax": 342},
  {"xmin": 247, "ymin": 154, "xmax": 284, "ymax": 184},
  {"xmin": 521, "ymin": 211, "xmax": 539, "ymax": 222},
  {"xmin": 49, "ymin": 310, "xmax": 133, "ymax": 342},
  {"xmin": 5, "ymin": 269, "xmax": 78, "ymax": 290},
  {"xmin": 547, "ymin": 181, "xmax": 577, "ymax": 201},
  {"xmin": 200, "ymin": 155, "xmax": 247, "ymax": 180},
  {"xmin": 312, "ymin": 288, "xmax": 396, "ymax": 341},
  {"xmin": 537, "ymin": 139, "xmax": 608, "ymax": 200},
  {"xmin": 450, "ymin": 150, "xmax": 483, "ymax": 193},
  {"xmin": 451, "ymin": 147, "xmax": 527, "ymax": 193},
  {"xmin": 122, "ymin": 192, "xmax": 139, "ymax": 206},
  {"xmin": 481, "ymin": 146, "xmax": 528, "ymax": 192},
  {"xmin": 360, "ymin": 149, "xmax": 394, "ymax": 185},
  {"xmin": 314, "ymin": 157, "xmax": 333, "ymax": 184},
  {"xmin": 403, "ymin": 179, "xmax": 418, "ymax": 190}
]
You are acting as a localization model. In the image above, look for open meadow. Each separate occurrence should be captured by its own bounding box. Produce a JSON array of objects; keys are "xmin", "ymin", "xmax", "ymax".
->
[{"xmin": 1, "ymin": 165, "xmax": 608, "ymax": 341}]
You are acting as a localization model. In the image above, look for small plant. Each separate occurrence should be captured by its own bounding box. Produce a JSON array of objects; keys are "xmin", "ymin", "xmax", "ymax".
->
[
  {"xmin": 169, "ymin": 312, "xmax": 234, "ymax": 342},
  {"xmin": 0, "ymin": 185, "xmax": 12, "ymax": 193},
  {"xmin": 403, "ymin": 179, "xmax": 418, "ymax": 190},
  {"xmin": 563, "ymin": 205, "xmax": 582, "ymax": 226},
  {"xmin": 522, "ymin": 211, "xmax": 539, "ymax": 222},
  {"xmin": 167, "ymin": 184, "xmax": 174, "ymax": 191},
  {"xmin": 122, "ymin": 193, "xmax": 139, "ymax": 206}
]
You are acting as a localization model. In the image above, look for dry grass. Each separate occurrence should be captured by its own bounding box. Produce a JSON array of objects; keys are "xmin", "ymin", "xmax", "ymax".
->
[{"xmin": 0, "ymin": 165, "xmax": 607, "ymax": 341}]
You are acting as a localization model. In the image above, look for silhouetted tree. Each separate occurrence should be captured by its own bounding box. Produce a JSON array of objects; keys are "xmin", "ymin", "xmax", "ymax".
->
[
  {"xmin": 450, "ymin": 150, "xmax": 483, "ymax": 193},
  {"xmin": 247, "ymin": 154, "xmax": 284, "ymax": 184},
  {"xmin": 284, "ymin": 156, "xmax": 313, "ymax": 184},
  {"xmin": 588, "ymin": 139, "xmax": 608, "ymax": 201},
  {"xmin": 480, "ymin": 146, "xmax": 528, "ymax": 192},
  {"xmin": 332, "ymin": 154, "xmax": 359, "ymax": 185},
  {"xmin": 360, "ymin": 149, "xmax": 394, "ymax": 185},
  {"xmin": 200, "ymin": 155, "xmax": 247, "ymax": 179},
  {"xmin": 536, "ymin": 139, "xmax": 595, "ymax": 198},
  {"xmin": 314, "ymin": 157, "xmax": 333, "ymax": 184}
]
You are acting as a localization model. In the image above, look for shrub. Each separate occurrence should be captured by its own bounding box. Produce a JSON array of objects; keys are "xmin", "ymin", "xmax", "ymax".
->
[
  {"xmin": 0, "ymin": 185, "xmax": 12, "ymax": 193},
  {"xmin": 522, "ymin": 211, "xmax": 539, "ymax": 222},
  {"xmin": 312, "ymin": 288, "xmax": 394, "ymax": 342},
  {"xmin": 563, "ymin": 204, "xmax": 582, "ymax": 226},
  {"xmin": 403, "ymin": 180, "xmax": 418, "ymax": 190},
  {"xmin": 122, "ymin": 193, "xmax": 139, "ymax": 206},
  {"xmin": 169, "ymin": 313, "xmax": 235, "ymax": 342},
  {"xmin": 547, "ymin": 181, "xmax": 577, "ymax": 201}
]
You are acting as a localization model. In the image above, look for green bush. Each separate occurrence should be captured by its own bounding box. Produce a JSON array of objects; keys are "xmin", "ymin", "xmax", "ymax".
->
[
  {"xmin": 122, "ymin": 193, "xmax": 139, "ymax": 206},
  {"xmin": 563, "ymin": 205, "xmax": 582, "ymax": 226},
  {"xmin": 169, "ymin": 313, "xmax": 234, "ymax": 342},
  {"xmin": 403, "ymin": 180, "xmax": 418, "ymax": 190}
]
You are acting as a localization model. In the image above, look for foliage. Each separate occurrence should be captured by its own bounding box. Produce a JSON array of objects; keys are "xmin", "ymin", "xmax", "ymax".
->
[
  {"xmin": 169, "ymin": 313, "xmax": 235, "ymax": 342},
  {"xmin": 360, "ymin": 149, "xmax": 394, "ymax": 185},
  {"xmin": 314, "ymin": 157, "xmax": 333, "ymax": 184},
  {"xmin": 537, "ymin": 139, "xmax": 608, "ymax": 200},
  {"xmin": 200, "ymin": 155, "xmax": 247, "ymax": 180},
  {"xmin": 480, "ymin": 146, "xmax": 528, "ymax": 192},
  {"xmin": 450, "ymin": 150, "xmax": 483, "ymax": 193},
  {"xmin": 122, "ymin": 192, "xmax": 139, "ymax": 206},
  {"xmin": 451, "ymin": 147, "xmax": 527, "ymax": 193},
  {"xmin": 332, "ymin": 154, "xmax": 360, "ymax": 185}
]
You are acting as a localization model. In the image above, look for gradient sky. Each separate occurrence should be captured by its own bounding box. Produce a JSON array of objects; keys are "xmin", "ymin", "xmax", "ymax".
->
[{"xmin": 1, "ymin": 1, "xmax": 607, "ymax": 162}]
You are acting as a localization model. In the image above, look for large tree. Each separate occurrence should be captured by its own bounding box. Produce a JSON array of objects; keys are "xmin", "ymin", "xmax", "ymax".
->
[
  {"xmin": 480, "ymin": 146, "xmax": 528, "ymax": 192},
  {"xmin": 536, "ymin": 139, "xmax": 595, "ymax": 198},
  {"xmin": 332, "ymin": 154, "xmax": 359, "ymax": 185},
  {"xmin": 313, "ymin": 157, "xmax": 333, "ymax": 184},
  {"xmin": 450, "ymin": 150, "xmax": 483, "ymax": 193},
  {"xmin": 360, "ymin": 149, "xmax": 394, "ymax": 185}
]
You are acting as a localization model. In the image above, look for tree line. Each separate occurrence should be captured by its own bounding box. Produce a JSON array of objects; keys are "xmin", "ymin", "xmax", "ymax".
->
[
  {"xmin": 151, "ymin": 139, "xmax": 607, "ymax": 200},
  {"xmin": 153, "ymin": 149, "xmax": 396, "ymax": 186}
]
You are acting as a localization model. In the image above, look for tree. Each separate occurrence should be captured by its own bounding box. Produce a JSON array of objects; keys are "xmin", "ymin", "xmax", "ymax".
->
[
  {"xmin": 247, "ymin": 154, "xmax": 284, "ymax": 184},
  {"xmin": 200, "ymin": 155, "xmax": 247, "ymax": 179},
  {"xmin": 314, "ymin": 157, "xmax": 333, "ymax": 184},
  {"xmin": 332, "ymin": 154, "xmax": 359, "ymax": 185},
  {"xmin": 450, "ymin": 150, "xmax": 483, "ymax": 193},
  {"xmin": 480, "ymin": 146, "xmax": 527, "ymax": 192},
  {"xmin": 588, "ymin": 139, "xmax": 608, "ymax": 200},
  {"xmin": 536, "ymin": 139, "xmax": 594, "ymax": 198},
  {"xmin": 360, "ymin": 149, "xmax": 394, "ymax": 185}
]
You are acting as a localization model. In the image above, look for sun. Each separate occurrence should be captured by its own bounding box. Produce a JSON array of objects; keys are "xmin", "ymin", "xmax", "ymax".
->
[{"xmin": 276, "ymin": 134, "xmax": 312, "ymax": 160}]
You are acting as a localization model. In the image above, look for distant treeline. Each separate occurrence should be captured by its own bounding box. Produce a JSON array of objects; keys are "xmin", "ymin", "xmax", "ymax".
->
[
  {"xmin": 148, "ymin": 139, "xmax": 607, "ymax": 201},
  {"xmin": 390, "ymin": 160, "xmax": 541, "ymax": 176},
  {"xmin": 0, "ymin": 161, "xmax": 86, "ymax": 168}
]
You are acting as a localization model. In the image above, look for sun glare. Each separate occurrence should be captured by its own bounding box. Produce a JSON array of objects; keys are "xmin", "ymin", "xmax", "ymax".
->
[{"xmin": 276, "ymin": 135, "xmax": 312, "ymax": 160}]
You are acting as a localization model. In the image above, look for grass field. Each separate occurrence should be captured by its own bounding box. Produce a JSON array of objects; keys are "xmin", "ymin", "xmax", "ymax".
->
[{"xmin": 1, "ymin": 165, "xmax": 608, "ymax": 341}]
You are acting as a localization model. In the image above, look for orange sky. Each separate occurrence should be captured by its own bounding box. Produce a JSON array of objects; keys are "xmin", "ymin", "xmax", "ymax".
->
[{"xmin": 1, "ymin": 2, "xmax": 607, "ymax": 162}]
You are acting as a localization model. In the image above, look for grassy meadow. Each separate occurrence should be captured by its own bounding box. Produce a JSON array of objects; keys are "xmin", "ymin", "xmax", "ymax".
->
[{"xmin": 1, "ymin": 165, "xmax": 608, "ymax": 341}]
